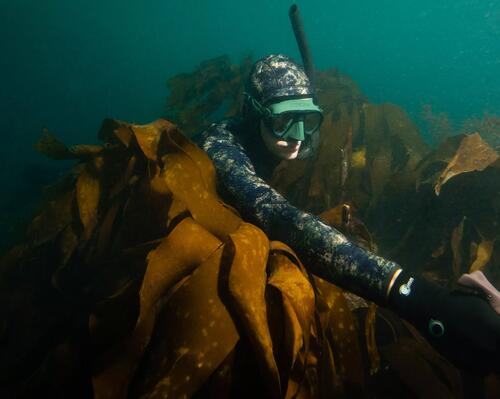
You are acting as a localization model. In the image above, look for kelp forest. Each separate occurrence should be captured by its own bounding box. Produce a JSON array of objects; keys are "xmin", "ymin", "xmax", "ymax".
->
[{"xmin": 1, "ymin": 55, "xmax": 499, "ymax": 398}]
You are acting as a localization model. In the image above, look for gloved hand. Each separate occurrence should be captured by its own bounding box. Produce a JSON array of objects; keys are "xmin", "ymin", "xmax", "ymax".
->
[{"xmin": 387, "ymin": 271, "xmax": 500, "ymax": 375}]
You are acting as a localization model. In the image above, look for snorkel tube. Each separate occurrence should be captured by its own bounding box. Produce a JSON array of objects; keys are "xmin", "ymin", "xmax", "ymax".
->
[
  {"xmin": 288, "ymin": 4, "xmax": 321, "ymax": 159},
  {"xmin": 289, "ymin": 4, "xmax": 316, "ymax": 89}
]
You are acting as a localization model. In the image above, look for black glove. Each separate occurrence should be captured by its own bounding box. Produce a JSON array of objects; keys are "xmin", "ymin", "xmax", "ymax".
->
[{"xmin": 387, "ymin": 271, "xmax": 500, "ymax": 375}]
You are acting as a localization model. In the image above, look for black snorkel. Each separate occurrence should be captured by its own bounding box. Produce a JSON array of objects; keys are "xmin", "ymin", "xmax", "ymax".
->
[
  {"xmin": 289, "ymin": 4, "xmax": 316, "ymax": 91},
  {"xmin": 288, "ymin": 4, "xmax": 322, "ymax": 159}
]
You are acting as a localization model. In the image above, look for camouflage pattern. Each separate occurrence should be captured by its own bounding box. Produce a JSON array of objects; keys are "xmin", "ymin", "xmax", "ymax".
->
[
  {"xmin": 195, "ymin": 120, "xmax": 402, "ymax": 303},
  {"xmin": 246, "ymin": 54, "xmax": 314, "ymax": 104}
]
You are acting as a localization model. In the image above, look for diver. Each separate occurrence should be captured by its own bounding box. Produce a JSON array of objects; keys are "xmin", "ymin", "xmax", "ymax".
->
[{"xmin": 195, "ymin": 53, "xmax": 500, "ymax": 374}]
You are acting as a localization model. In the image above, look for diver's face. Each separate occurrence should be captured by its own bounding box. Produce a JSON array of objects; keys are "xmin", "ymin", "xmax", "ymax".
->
[{"xmin": 260, "ymin": 120, "xmax": 302, "ymax": 160}]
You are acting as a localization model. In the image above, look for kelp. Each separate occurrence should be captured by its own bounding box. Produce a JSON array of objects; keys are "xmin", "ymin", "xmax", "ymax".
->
[
  {"xmin": 267, "ymin": 241, "xmax": 315, "ymax": 396},
  {"xmin": 4, "ymin": 115, "xmax": 468, "ymax": 398},
  {"xmin": 166, "ymin": 55, "xmax": 253, "ymax": 136},
  {"xmin": 164, "ymin": 57, "xmax": 499, "ymax": 278},
  {"xmin": 269, "ymin": 94, "xmax": 429, "ymax": 218},
  {"xmin": 163, "ymin": 56, "xmax": 500, "ymax": 394},
  {"xmin": 461, "ymin": 113, "xmax": 500, "ymax": 149},
  {"xmin": 388, "ymin": 134, "xmax": 500, "ymax": 287},
  {"xmin": 434, "ymin": 133, "xmax": 499, "ymax": 195},
  {"xmin": 3, "ymin": 118, "xmax": 431, "ymax": 399},
  {"xmin": 422, "ymin": 105, "xmax": 500, "ymax": 149},
  {"xmin": 165, "ymin": 55, "xmax": 429, "ymax": 219},
  {"xmin": 3, "ymin": 55, "xmax": 500, "ymax": 397},
  {"xmin": 37, "ymin": 127, "xmax": 107, "ymax": 160}
]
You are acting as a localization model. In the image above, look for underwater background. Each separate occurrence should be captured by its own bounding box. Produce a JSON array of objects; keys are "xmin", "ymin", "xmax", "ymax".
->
[{"xmin": 1, "ymin": 0, "xmax": 499, "ymax": 249}]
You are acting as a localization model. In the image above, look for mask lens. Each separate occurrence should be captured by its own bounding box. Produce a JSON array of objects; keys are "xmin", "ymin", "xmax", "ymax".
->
[
  {"xmin": 304, "ymin": 112, "xmax": 322, "ymax": 134},
  {"xmin": 270, "ymin": 114, "xmax": 294, "ymax": 135},
  {"xmin": 268, "ymin": 110, "xmax": 323, "ymax": 137}
]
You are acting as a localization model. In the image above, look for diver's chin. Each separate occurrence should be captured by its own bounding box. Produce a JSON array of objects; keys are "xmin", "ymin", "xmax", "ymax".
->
[
  {"xmin": 277, "ymin": 147, "xmax": 300, "ymax": 160},
  {"xmin": 271, "ymin": 139, "xmax": 301, "ymax": 160}
]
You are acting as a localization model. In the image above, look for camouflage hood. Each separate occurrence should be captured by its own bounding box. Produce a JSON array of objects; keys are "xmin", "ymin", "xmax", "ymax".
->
[
  {"xmin": 245, "ymin": 54, "xmax": 314, "ymax": 104},
  {"xmin": 242, "ymin": 54, "xmax": 319, "ymax": 160}
]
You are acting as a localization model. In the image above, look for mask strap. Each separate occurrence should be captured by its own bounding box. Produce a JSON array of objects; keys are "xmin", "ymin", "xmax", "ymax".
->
[{"xmin": 243, "ymin": 93, "xmax": 272, "ymax": 119}]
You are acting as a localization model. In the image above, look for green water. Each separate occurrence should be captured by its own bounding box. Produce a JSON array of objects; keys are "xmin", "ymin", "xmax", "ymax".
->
[{"xmin": 1, "ymin": 0, "xmax": 499, "ymax": 248}]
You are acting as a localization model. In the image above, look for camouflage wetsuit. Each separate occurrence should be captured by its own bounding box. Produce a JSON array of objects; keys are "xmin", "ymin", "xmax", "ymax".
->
[{"xmin": 195, "ymin": 117, "xmax": 401, "ymax": 303}]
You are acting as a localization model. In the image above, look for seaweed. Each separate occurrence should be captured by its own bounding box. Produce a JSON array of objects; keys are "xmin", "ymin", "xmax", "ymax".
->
[
  {"xmin": 460, "ymin": 113, "xmax": 500, "ymax": 149},
  {"xmin": 2, "ymin": 55, "xmax": 500, "ymax": 398},
  {"xmin": 165, "ymin": 55, "xmax": 253, "ymax": 136},
  {"xmin": 3, "ymin": 119, "xmax": 417, "ymax": 398},
  {"xmin": 421, "ymin": 105, "xmax": 500, "ymax": 150}
]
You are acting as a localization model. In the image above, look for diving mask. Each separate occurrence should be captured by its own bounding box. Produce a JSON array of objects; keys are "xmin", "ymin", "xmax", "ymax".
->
[{"xmin": 247, "ymin": 95, "xmax": 323, "ymax": 141}]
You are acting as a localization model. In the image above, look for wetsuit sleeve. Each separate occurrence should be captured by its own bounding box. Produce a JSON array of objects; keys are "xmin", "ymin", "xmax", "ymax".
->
[{"xmin": 197, "ymin": 123, "xmax": 402, "ymax": 303}]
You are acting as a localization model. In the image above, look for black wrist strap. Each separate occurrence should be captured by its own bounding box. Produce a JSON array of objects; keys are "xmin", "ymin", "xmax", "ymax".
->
[{"xmin": 387, "ymin": 271, "xmax": 445, "ymax": 329}]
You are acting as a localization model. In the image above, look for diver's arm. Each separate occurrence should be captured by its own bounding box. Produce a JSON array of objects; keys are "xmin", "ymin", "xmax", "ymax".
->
[
  {"xmin": 198, "ymin": 123, "xmax": 401, "ymax": 303},
  {"xmin": 198, "ymin": 123, "xmax": 500, "ymax": 374}
]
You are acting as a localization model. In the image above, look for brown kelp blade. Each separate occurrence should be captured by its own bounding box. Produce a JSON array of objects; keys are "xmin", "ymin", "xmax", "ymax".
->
[
  {"xmin": 325, "ymin": 285, "xmax": 365, "ymax": 389},
  {"xmin": 76, "ymin": 160, "xmax": 102, "ymax": 242},
  {"xmin": 267, "ymin": 244, "xmax": 315, "ymax": 396},
  {"xmin": 162, "ymin": 129, "xmax": 241, "ymax": 239},
  {"xmin": 227, "ymin": 223, "xmax": 281, "ymax": 397},
  {"xmin": 364, "ymin": 303, "xmax": 380, "ymax": 376},
  {"xmin": 92, "ymin": 217, "xmax": 223, "ymax": 398},
  {"xmin": 163, "ymin": 126, "xmax": 218, "ymax": 193},
  {"xmin": 139, "ymin": 218, "xmax": 222, "ymax": 313},
  {"xmin": 468, "ymin": 239, "xmax": 494, "ymax": 273},
  {"xmin": 129, "ymin": 120, "xmax": 173, "ymax": 162},
  {"xmin": 131, "ymin": 245, "xmax": 239, "ymax": 399},
  {"xmin": 26, "ymin": 188, "xmax": 75, "ymax": 247},
  {"xmin": 268, "ymin": 242, "xmax": 315, "ymax": 365},
  {"xmin": 381, "ymin": 336, "xmax": 462, "ymax": 399},
  {"xmin": 434, "ymin": 133, "xmax": 499, "ymax": 195},
  {"xmin": 36, "ymin": 128, "xmax": 74, "ymax": 160}
]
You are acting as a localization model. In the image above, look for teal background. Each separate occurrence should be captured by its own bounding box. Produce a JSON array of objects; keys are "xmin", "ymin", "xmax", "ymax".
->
[{"xmin": 1, "ymin": 0, "xmax": 499, "ymax": 248}]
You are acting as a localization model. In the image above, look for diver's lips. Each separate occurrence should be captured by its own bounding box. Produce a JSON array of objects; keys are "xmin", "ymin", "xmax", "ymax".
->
[{"xmin": 278, "ymin": 144, "xmax": 300, "ymax": 153}]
